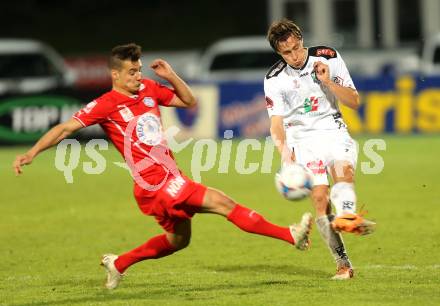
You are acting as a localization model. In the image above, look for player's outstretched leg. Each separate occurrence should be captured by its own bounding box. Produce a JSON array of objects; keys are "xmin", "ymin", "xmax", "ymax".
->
[
  {"xmin": 200, "ymin": 188, "xmax": 313, "ymax": 250},
  {"xmin": 316, "ymin": 215, "xmax": 354, "ymax": 280},
  {"xmin": 101, "ymin": 220, "xmax": 191, "ymax": 289},
  {"xmin": 312, "ymin": 185, "xmax": 354, "ymax": 280}
]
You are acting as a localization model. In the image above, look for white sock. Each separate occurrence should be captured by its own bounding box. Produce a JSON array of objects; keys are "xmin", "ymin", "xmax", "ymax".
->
[{"xmin": 330, "ymin": 182, "xmax": 356, "ymax": 216}]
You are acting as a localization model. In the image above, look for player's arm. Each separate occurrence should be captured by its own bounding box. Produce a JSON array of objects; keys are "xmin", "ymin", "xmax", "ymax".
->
[
  {"xmin": 270, "ymin": 115, "xmax": 295, "ymax": 163},
  {"xmin": 314, "ymin": 61, "xmax": 360, "ymax": 110},
  {"xmin": 13, "ymin": 118, "xmax": 83, "ymax": 175},
  {"xmin": 150, "ymin": 59, "xmax": 196, "ymax": 108}
]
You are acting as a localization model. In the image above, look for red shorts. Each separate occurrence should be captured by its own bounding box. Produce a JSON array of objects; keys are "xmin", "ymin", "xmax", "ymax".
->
[{"xmin": 133, "ymin": 174, "xmax": 207, "ymax": 233}]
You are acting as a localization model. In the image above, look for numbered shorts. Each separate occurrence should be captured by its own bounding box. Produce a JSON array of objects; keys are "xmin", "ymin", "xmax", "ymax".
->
[
  {"xmin": 133, "ymin": 174, "xmax": 207, "ymax": 233},
  {"xmin": 288, "ymin": 132, "xmax": 358, "ymax": 186}
]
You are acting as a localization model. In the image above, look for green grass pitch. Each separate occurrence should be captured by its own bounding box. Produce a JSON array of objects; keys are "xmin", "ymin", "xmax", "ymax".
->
[{"xmin": 0, "ymin": 135, "xmax": 439, "ymax": 305}]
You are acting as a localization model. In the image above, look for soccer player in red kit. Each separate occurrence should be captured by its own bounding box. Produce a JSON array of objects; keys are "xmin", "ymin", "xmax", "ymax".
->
[{"xmin": 13, "ymin": 43, "xmax": 313, "ymax": 289}]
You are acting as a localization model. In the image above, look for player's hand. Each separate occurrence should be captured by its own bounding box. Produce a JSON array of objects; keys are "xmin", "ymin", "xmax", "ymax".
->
[
  {"xmin": 313, "ymin": 61, "xmax": 331, "ymax": 85},
  {"xmin": 150, "ymin": 59, "xmax": 176, "ymax": 80},
  {"xmin": 13, "ymin": 153, "xmax": 33, "ymax": 176}
]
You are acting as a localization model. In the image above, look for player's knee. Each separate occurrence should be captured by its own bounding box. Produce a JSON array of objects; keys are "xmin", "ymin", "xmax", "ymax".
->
[
  {"xmin": 312, "ymin": 192, "xmax": 328, "ymax": 205},
  {"xmin": 311, "ymin": 192, "xmax": 329, "ymax": 215},
  {"xmin": 206, "ymin": 189, "xmax": 236, "ymax": 215},
  {"xmin": 175, "ymin": 237, "xmax": 191, "ymax": 250},
  {"xmin": 169, "ymin": 235, "xmax": 191, "ymax": 250},
  {"xmin": 332, "ymin": 162, "xmax": 355, "ymax": 183}
]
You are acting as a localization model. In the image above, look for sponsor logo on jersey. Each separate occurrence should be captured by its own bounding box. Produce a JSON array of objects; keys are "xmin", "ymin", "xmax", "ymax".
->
[
  {"xmin": 265, "ymin": 96, "xmax": 274, "ymax": 109},
  {"xmin": 306, "ymin": 159, "xmax": 326, "ymax": 175},
  {"xmin": 119, "ymin": 106, "xmax": 134, "ymax": 122},
  {"xmin": 299, "ymin": 71, "xmax": 309, "ymax": 77},
  {"xmin": 317, "ymin": 48, "xmax": 336, "ymax": 57},
  {"xmin": 293, "ymin": 79, "xmax": 300, "ymax": 88},
  {"xmin": 166, "ymin": 175, "xmax": 186, "ymax": 198},
  {"xmin": 304, "ymin": 96, "xmax": 319, "ymax": 113},
  {"xmin": 136, "ymin": 113, "xmax": 163, "ymax": 145},
  {"xmin": 143, "ymin": 97, "xmax": 155, "ymax": 107}
]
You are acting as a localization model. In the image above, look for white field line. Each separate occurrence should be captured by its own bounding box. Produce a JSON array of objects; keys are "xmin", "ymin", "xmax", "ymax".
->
[{"xmin": 360, "ymin": 264, "xmax": 440, "ymax": 270}]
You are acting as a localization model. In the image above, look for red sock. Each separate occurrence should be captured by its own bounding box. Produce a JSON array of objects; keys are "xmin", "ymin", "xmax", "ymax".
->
[
  {"xmin": 227, "ymin": 204, "xmax": 294, "ymax": 244},
  {"xmin": 114, "ymin": 234, "xmax": 176, "ymax": 273}
]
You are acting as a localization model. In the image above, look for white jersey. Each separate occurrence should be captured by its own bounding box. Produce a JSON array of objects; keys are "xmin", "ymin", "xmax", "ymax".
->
[{"xmin": 264, "ymin": 46, "xmax": 356, "ymax": 140}]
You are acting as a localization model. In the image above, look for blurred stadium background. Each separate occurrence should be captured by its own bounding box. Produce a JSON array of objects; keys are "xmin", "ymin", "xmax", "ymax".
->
[
  {"xmin": 1, "ymin": 1, "xmax": 439, "ymax": 305},
  {"xmin": 1, "ymin": 0, "xmax": 440, "ymax": 142}
]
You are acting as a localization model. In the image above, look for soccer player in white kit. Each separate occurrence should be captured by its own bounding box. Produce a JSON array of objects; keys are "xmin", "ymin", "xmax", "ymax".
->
[{"xmin": 264, "ymin": 19, "xmax": 376, "ymax": 279}]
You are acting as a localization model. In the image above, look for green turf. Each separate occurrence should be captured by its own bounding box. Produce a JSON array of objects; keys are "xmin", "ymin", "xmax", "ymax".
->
[{"xmin": 1, "ymin": 135, "xmax": 439, "ymax": 305}]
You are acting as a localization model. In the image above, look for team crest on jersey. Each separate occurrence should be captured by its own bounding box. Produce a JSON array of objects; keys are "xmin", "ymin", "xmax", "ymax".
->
[
  {"xmin": 119, "ymin": 106, "xmax": 134, "ymax": 122},
  {"xmin": 143, "ymin": 97, "xmax": 155, "ymax": 107},
  {"xmin": 136, "ymin": 113, "xmax": 163, "ymax": 146},
  {"xmin": 304, "ymin": 96, "xmax": 319, "ymax": 113}
]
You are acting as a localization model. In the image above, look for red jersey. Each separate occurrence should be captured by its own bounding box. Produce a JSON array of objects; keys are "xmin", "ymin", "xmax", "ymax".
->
[{"xmin": 73, "ymin": 79, "xmax": 178, "ymax": 191}]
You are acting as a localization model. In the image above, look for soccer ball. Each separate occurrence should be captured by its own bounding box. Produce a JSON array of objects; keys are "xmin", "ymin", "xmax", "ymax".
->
[{"xmin": 275, "ymin": 163, "xmax": 313, "ymax": 201}]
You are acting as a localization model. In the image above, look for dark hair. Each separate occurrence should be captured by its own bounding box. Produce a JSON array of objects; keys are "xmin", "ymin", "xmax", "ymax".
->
[
  {"xmin": 267, "ymin": 19, "xmax": 303, "ymax": 52},
  {"xmin": 109, "ymin": 43, "xmax": 142, "ymax": 69}
]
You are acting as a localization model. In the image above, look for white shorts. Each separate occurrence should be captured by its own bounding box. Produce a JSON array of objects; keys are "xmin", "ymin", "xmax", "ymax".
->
[{"xmin": 288, "ymin": 131, "xmax": 358, "ymax": 186}]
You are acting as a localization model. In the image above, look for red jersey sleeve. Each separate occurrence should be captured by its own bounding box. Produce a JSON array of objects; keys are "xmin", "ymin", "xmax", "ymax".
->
[
  {"xmin": 72, "ymin": 99, "xmax": 110, "ymax": 127},
  {"xmin": 152, "ymin": 80, "xmax": 176, "ymax": 106}
]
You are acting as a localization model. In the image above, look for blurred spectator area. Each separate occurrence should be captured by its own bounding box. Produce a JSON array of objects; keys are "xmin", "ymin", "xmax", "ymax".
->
[{"xmin": 64, "ymin": 50, "xmax": 201, "ymax": 89}]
